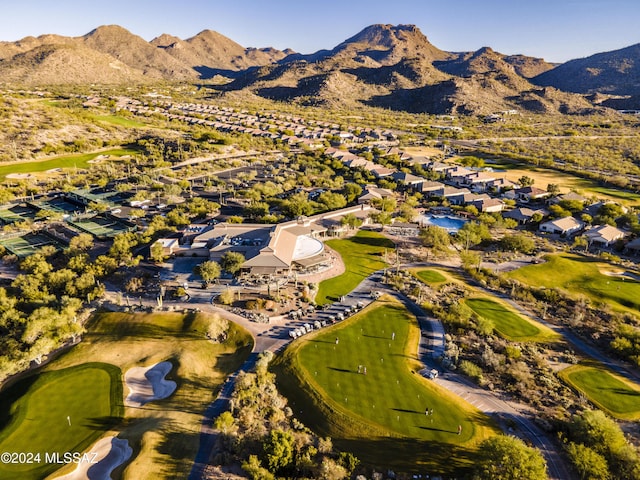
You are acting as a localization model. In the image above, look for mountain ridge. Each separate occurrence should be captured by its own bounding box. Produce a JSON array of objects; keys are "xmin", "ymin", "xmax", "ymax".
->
[{"xmin": 0, "ymin": 23, "xmax": 636, "ymax": 114}]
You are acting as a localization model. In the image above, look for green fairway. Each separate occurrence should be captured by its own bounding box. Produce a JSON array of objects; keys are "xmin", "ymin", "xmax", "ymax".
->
[
  {"xmin": 559, "ymin": 363, "xmax": 640, "ymax": 420},
  {"xmin": 465, "ymin": 297, "xmax": 558, "ymax": 342},
  {"xmin": 0, "ymin": 363, "xmax": 122, "ymax": 480},
  {"xmin": 275, "ymin": 297, "xmax": 497, "ymax": 474},
  {"xmin": 505, "ymin": 254, "xmax": 640, "ymax": 314},
  {"xmin": 413, "ymin": 268, "xmax": 447, "ymax": 285},
  {"xmin": 0, "ymin": 148, "xmax": 137, "ymax": 180},
  {"xmin": 91, "ymin": 114, "xmax": 148, "ymax": 128},
  {"xmin": 316, "ymin": 230, "xmax": 394, "ymax": 305},
  {"xmin": 0, "ymin": 312, "xmax": 252, "ymax": 480}
]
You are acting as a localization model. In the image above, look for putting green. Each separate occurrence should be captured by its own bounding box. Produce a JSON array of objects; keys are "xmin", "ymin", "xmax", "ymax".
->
[
  {"xmin": 465, "ymin": 297, "xmax": 558, "ymax": 342},
  {"xmin": 316, "ymin": 230, "xmax": 393, "ymax": 305},
  {"xmin": 559, "ymin": 363, "xmax": 640, "ymax": 420},
  {"xmin": 0, "ymin": 363, "xmax": 122, "ymax": 480},
  {"xmin": 276, "ymin": 297, "xmax": 497, "ymax": 473},
  {"xmin": 413, "ymin": 268, "xmax": 447, "ymax": 285}
]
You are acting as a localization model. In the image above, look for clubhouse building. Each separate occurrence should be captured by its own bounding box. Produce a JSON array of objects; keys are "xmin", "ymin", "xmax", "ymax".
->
[{"xmin": 157, "ymin": 205, "xmax": 375, "ymax": 278}]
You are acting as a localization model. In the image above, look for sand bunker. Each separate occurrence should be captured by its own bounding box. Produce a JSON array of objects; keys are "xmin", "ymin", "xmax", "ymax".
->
[
  {"xmin": 124, "ymin": 361, "xmax": 176, "ymax": 407},
  {"xmin": 54, "ymin": 436, "xmax": 132, "ymax": 480},
  {"xmin": 6, "ymin": 173, "xmax": 32, "ymax": 179}
]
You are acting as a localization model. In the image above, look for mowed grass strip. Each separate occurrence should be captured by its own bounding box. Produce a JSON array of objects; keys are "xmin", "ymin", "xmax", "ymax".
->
[
  {"xmin": 275, "ymin": 297, "xmax": 497, "ymax": 473},
  {"xmin": 413, "ymin": 268, "xmax": 447, "ymax": 285},
  {"xmin": 0, "ymin": 363, "xmax": 122, "ymax": 480},
  {"xmin": 90, "ymin": 114, "xmax": 148, "ymax": 128},
  {"xmin": 465, "ymin": 297, "xmax": 558, "ymax": 342},
  {"xmin": 316, "ymin": 230, "xmax": 394, "ymax": 305},
  {"xmin": 559, "ymin": 363, "xmax": 640, "ymax": 420},
  {"xmin": 0, "ymin": 148, "xmax": 137, "ymax": 180},
  {"xmin": 505, "ymin": 254, "xmax": 640, "ymax": 314}
]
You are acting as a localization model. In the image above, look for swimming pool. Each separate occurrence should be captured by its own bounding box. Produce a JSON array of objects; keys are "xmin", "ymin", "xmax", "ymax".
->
[{"xmin": 417, "ymin": 214, "xmax": 468, "ymax": 233}]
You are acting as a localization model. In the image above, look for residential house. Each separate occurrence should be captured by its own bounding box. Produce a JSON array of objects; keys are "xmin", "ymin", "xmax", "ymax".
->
[
  {"xmin": 370, "ymin": 166, "xmax": 396, "ymax": 178},
  {"xmin": 584, "ymin": 224, "xmax": 627, "ymax": 247},
  {"xmin": 417, "ymin": 180, "xmax": 446, "ymax": 196},
  {"xmin": 539, "ymin": 216, "xmax": 584, "ymax": 235},
  {"xmin": 550, "ymin": 191, "xmax": 587, "ymax": 205},
  {"xmin": 391, "ymin": 171, "xmax": 426, "ymax": 188},
  {"xmin": 514, "ymin": 186, "xmax": 549, "ymax": 203},
  {"xmin": 358, "ymin": 185, "xmax": 394, "ymax": 204},
  {"xmin": 624, "ymin": 237, "xmax": 640, "ymax": 255},
  {"xmin": 472, "ymin": 198, "xmax": 504, "ymax": 213},
  {"xmin": 503, "ymin": 207, "xmax": 547, "ymax": 224},
  {"xmin": 465, "ymin": 171, "xmax": 497, "ymax": 193}
]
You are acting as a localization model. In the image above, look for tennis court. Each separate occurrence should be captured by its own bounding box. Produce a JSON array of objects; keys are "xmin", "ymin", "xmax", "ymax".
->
[
  {"xmin": 0, "ymin": 205, "xmax": 38, "ymax": 225},
  {"xmin": 34, "ymin": 197, "xmax": 81, "ymax": 214},
  {"xmin": 0, "ymin": 232, "xmax": 62, "ymax": 257},
  {"xmin": 68, "ymin": 215, "xmax": 135, "ymax": 239}
]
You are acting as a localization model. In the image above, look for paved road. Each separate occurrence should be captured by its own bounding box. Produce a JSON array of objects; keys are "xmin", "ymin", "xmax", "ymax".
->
[
  {"xmin": 396, "ymin": 292, "xmax": 572, "ymax": 480},
  {"xmin": 106, "ymin": 271, "xmax": 576, "ymax": 479}
]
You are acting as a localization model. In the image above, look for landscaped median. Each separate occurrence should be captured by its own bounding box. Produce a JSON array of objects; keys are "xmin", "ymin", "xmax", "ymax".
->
[
  {"xmin": 273, "ymin": 296, "xmax": 498, "ymax": 475},
  {"xmin": 559, "ymin": 361, "xmax": 640, "ymax": 421}
]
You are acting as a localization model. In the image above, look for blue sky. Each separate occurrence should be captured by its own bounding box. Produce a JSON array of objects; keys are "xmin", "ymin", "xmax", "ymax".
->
[{"xmin": 3, "ymin": 0, "xmax": 639, "ymax": 62}]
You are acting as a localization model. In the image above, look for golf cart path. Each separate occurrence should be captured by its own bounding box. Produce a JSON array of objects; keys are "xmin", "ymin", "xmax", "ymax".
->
[
  {"xmin": 396, "ymin": 292, "xmax": 572, "ymax": 480},
  {"xmin": 187, "ymin": 269, "xmax": 572, "ymax": 479}
]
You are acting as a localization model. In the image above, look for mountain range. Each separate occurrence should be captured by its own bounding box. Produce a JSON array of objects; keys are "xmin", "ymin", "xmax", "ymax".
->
[{"xmin": 1, "ymin": 23, "xmax": 639, "ymax": 114}]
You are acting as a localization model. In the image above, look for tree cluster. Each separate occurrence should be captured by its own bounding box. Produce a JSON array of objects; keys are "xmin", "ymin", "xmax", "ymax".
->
[{"xmin": 213, "ymin": 352, "xmax": 358, "ymax": 480}]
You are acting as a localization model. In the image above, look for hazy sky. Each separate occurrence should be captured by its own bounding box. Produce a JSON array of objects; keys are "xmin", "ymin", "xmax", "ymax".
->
[{"xmin": 3, "ymin": 0, "xmax": 639, "ymax": 62}]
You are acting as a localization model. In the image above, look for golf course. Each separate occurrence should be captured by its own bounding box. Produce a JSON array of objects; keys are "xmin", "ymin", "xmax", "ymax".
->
[
  {"xmin": 412, "ymin": 268, "xmax": 448, "ymax": 286},
  {"xmin": 464, "ymin": 297, "xmax": 559, "ymax": 342},
  {"xmin": 316, "ymin": 229, "xmax": 394, "ymax": 305},
  {"xmin": 0, "ymin": 311, "xmax": 252, "ymax": 480},
  {"xmin": 0, "ymin": 148, "xmax": 137, "ymax": 181},
  {"xmin": 274, "ymin": 297, "xmax": 497, "ymax": 475},
  {"xmin": 0, "ymin": 363, "xmax": 122, "ymax": 480},
  {"xmin": 559, "ymin": 362, "xmax": 640, "ymax": 421},
  {"xmin": 505, "ymin": 253, "xmax": 640, "ymax": 314}
]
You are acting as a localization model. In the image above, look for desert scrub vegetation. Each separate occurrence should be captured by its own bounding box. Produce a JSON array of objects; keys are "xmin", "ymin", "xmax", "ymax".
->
[{"xmin": 212, "ymin": 351, "xmax": 360, "ymax": 480}]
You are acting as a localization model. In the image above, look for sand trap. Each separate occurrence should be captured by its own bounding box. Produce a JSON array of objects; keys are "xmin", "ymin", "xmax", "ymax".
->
[
  {"xmin": 124, "ymin": 361, "xmax": 176, "ymax": 407},
  {"xmin": 6, "ymin": 173, "xmax": 32, "ymax": 179},
  {"xmin": 54, "ymin": 436, "xmax": 132, "ymax": 480}
]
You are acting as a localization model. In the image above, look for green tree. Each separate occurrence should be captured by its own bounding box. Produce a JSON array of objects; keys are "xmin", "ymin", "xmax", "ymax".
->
[
  {"xmin": 473, "ymin": 435, "xmax": 548, "ymax": 480},
  {"xmin": 68, "ymin": 233, "xmax": 94, "ymax": 252},
  {"xmin": 220, "ymin": 251, "xmax": 245, "ymax": 275},
  {"xmin": 595, "ymin": 203, "xmax": 624, "ymax": 226},
  {"xmin": 317, "ymin": 192, "xmax": 347, "ymax": 211},
  {"xmin": 338, "ymin": 451, "xmax": 359, "ymax": 475},
  {"xmin": 566, "ymin": 442, "xmax": 610, "ymax": 480},
  {"xmin": 262, "ymin": 429, "xmax": 294, "ymax": 473},
  {"xmin": 518, "ymin": 176, "xmax": 535, "ymax": 187},
  {"xmin": 343, "ymin": 183, "xmax": 363, "ymax": 203},
  {"xmin": 195, "ymin": 260, "xmax": 221, "ymax": 286},
  {"xmin": 456, "ymin": 221, "xmax": 491, "ymax": 252},
  {"xmin": 242, "ymin": 455, "xmax": 275, "ymax": 480},
  {"xmin": 547, "ymin": 183, "xmax": 561, "ymax": 196},
  {"xmin": 149, "ymin": 242, "xmax": 167, "ymax": 263},
  {"xmin": 419, "ymin": 225, "xmax": 451, "ymax": 257},
  {"xmin": 500, "ymin": 234, "xmax": 535, "ymax": 254},
  {"xmin": 340, "ymin": 213, "xmax": 363, "ymax": 229},
  {"xmin": 282, "ymin": 192, "xmax": 314, "ymax": 217}
]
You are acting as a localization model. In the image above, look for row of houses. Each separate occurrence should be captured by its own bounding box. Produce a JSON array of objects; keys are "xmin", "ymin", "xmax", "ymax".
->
[{"xmin": 117, "ymin": 98, "xmax": 397, "ymax": 149}]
